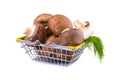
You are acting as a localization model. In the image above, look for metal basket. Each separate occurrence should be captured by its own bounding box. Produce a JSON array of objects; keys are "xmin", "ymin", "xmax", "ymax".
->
[{"xmin": 21, "ymin": 40, "xmax": 86, "ymax": 66}]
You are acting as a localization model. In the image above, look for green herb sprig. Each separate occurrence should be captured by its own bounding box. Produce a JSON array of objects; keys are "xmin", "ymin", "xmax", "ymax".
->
[{"xmin": 84, "ymin": 36, "xmax": 104, "ymax": 63}]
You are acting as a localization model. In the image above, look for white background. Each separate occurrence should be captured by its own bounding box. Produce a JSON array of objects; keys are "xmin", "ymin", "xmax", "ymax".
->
[{"xmin": 0, "ymin": 0, "xmax": 120, "ymax": 80}]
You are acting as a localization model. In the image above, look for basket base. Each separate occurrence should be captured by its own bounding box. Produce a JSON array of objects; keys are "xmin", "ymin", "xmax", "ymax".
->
[{"xmin": 33, "ymin": 56, "xmax": 80, "ymax": 66}]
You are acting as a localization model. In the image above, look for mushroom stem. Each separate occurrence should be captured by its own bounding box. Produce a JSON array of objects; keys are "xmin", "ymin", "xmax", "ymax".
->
[
  {"xmin": 61, "ymin": 28, "xmax": 70, "ymax": 33},
  {"xmin": 73, "ymin": 20, "xmax": 88, "ymax": 32},
  {"xmin": 23, "ymin": 27, "xmax": 31, "ymax": 36},
  {"xmin": 84, "ymin": 21, "xmax": 90, "ymax": 27},
  {"xmin": 23, "ymin": 25, "xmax": 36, "ymax": 37}
]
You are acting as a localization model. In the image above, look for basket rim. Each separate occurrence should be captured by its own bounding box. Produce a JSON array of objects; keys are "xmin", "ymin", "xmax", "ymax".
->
[{"xmin": 21, "ymin": 40, "xmax": 85, "ymax": 51}]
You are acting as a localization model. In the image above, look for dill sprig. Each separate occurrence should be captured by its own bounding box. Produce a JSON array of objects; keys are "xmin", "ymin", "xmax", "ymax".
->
[{"xmin": 84, "ymin": 36, "xmax": 104, "ymax": 63}]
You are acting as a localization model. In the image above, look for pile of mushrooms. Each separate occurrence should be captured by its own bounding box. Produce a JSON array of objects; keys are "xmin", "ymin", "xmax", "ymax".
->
[{"xmin": 24, "ymin": 13, "xmax": 92, "ymax": 46}]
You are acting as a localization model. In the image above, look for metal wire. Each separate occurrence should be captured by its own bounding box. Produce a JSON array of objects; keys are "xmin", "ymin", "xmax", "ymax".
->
[{"xmin": 21, "ymin": 40, "xmax": 86, "ymax": 66}]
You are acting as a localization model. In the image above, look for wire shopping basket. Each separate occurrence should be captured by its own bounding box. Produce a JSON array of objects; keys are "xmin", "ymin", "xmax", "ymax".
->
[{"xmin": 20, "ymin": 39, "xmax": 86, "ymax": 66}]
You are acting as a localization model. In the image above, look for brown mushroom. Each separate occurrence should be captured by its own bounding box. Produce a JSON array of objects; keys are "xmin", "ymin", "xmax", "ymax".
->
[
  {"xmin": 25, "ymin": 23, "xmax": 45, "ymax": 43},
  {"xmin": 56, "ymin": 29, "xmax": 84, "ymax": 46},
  {"xmin": 45, "ymin": 35, "xmax": 57, "ymax": 45},
  {"xmin": 34, "ymin": 13, "xmax": 53, "ymax": 39},
  {"xmin": 48, "ymin": 14, "xmax": 73, "ymax": 36},
  {"xmin": 34, "ymin": 13, "xmax": 53, "ymax": 24}
]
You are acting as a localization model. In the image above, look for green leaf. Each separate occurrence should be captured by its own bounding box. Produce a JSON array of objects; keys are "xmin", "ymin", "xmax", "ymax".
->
[{"xmin": 84, "ymin": 36, "xmax": 104, "ymax": 63}]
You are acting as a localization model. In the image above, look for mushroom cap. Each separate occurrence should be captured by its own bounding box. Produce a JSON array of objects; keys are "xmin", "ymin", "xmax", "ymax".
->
[
  {"xmin": 34, "ymin": 13, "xmax": 52, "ymax": 24},
  {"xmin": 56, "ymin": 29, "xmax": 84, "ymax": 46},
  {"xmin": 45, "ymin": 35, "xmax": 57, "ymax": 45},
  {"xmin": 48, "ymin": 14, "xmax": 73, "ymax": 36}
]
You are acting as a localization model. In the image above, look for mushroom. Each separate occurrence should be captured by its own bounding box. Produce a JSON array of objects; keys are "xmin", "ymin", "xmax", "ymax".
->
[
  {"xmin": 48, "ymin": 14, "xmax": 73, "ymax": 36},
  {"xmin": 73, "ymin": 20, "xmax": 93, "ymax": 39},
  {"xmin": 34, "ymin": 13, "xmax": 53, "ymax": 39},
  {"xmin": 56, "ymin": 29, "xmax": 84, "ymax": 46},
  {"xmin": 34, "ymin": 13, "xmax": 53, "ymax": 24},
  {"xmin": 24, "ymin": 23, "xmax": 46, "ymax": 43}
]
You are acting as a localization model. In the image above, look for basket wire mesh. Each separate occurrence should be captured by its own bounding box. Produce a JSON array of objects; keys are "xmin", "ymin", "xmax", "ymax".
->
[{"xmin": 21, "ymin": 40, "xmax": 86, "ymax": 66}]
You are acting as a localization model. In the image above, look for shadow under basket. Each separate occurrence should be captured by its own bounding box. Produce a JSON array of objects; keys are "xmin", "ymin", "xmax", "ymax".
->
[{"xmin": 21, "ymin": 40, "xmax": 86, "ymax": 66}]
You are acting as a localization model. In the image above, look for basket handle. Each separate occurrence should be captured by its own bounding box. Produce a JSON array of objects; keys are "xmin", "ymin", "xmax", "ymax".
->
[
  {"xmin": 16, "ymin": 35, "xmax": 26, "ymax": 42},
  {"xmin": 16, "ymin": 35, "xmax": 40, "ymax": 46}
]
